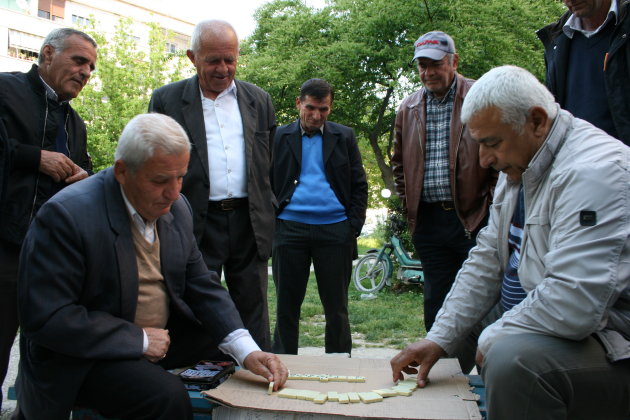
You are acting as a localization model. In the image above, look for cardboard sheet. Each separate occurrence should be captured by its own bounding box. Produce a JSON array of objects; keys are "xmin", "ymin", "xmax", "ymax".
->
[{"xmin": 202, "ymin": 355, "xmax": 481, "ymax": 420}]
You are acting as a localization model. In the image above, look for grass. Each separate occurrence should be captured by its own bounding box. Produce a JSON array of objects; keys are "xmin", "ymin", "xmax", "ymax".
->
[{"xmin": 267, "ymin": 270, "xmax": 426, "ymax": 350}]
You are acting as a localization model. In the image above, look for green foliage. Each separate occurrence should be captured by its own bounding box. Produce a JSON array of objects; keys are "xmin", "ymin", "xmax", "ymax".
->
[
  {"xmin": 72, "ymin": 18, "xmax": 192, "ymax": 171},
  {"xmin": 240, "ymin": 0, "xmax": 565, "ymax": 207}
]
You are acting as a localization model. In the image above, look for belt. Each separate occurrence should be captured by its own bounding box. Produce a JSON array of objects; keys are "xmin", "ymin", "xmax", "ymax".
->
[
  {"xmin": 208, "ymin": 197, "xmax": 248, "ymax": 211},
  {"xmin": 424, "ymin": 201, "xmax": 455, "ymax": 211}
]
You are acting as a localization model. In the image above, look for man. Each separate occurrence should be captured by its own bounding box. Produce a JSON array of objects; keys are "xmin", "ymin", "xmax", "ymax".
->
[
  {"xmin": 391, "ymin": 31, "xmax": 496, "ymax": 333},
  {"xmin": 391, "ymin": 66, "xmax": 630, "ymax": 420},
  {"xmin": 0, "ymin": 28, "xmax": 95, "ymax": 410},
  {"xmin": 149, "ymin": 20, "xmax": 275, "ymax": 350},
  {"xmin": 16, "ymin": 113, "xmax": 287, "ymax": 420},
  {"xmin": 270, "ymin": 79, "xmax": 367, "ymax": 355},
  {"xmin": 537, "ymin": 0, "xmax": 630, "ymax": 144}
]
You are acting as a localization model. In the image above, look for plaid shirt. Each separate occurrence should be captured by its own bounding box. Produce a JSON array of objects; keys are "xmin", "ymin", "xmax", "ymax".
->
[{"xmin": 421, "ymin": 79, "xmax": 457, "ymax": 202}]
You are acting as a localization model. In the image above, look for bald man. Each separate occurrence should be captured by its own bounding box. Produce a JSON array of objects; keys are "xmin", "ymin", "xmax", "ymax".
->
[{"xmin": 149, "ymin": 20, "xmax": 275, "ymax": 351}]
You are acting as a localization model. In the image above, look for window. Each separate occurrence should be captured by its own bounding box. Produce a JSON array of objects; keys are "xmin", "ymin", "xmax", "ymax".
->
[
  {"xmin": 71, "ymin": 14, "xmax": 90, "ymax": 26},
  {"xmin": 165, "ymin": 42, "xmax": 177, "ymax": 54},
  {"xmin": 7, "ymin": 29, "xmax": 43, "ymax": 62},
  {"xmin": 37, "ymin": 0, "xmax": 64, "ymax": 21}
]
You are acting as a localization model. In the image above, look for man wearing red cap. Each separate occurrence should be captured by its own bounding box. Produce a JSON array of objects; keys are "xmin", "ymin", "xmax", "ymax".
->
[{"xmin": 392, "ymin": 31, "xmax": 496, "ymax": 344}]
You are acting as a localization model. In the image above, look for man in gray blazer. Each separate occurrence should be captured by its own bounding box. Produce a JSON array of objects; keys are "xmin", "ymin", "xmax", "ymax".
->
[
  {"xmin": 149, "ymin": 20, "xmax": 276, "ymax": 350},
  {"xmin": 15, "ymin": 114, "xmax": 286, "ymax": 420}
]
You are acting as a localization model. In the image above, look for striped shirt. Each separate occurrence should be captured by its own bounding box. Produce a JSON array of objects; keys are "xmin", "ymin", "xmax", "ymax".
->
[
  {"xmin": 501, "ymin": 185, "xmax": 527, "ymax": 311},
  {"xmin": 421, "ymin": 79, "xmax": 456, "ymax": 203}
]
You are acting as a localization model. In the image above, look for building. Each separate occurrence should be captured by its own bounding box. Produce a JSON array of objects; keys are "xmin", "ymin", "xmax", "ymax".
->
[{"xmin": 0, "ymin": 0, "xmax": 194, "ymax": 72}]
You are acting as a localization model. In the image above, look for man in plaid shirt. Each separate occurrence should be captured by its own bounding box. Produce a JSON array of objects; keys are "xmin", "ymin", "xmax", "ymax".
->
[{"xmin": 392, "ymin": 31, "xmax": 496, "ymax": 350}]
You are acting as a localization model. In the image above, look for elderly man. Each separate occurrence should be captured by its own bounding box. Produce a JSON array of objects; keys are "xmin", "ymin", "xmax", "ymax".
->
[
  {"xmin": 149, "ymin": 20, "xmax": 275, "ymax": 351},
  {"xmin": 0, "ymin": 28, "xmax": 96, "ymax": 409},
  {"xmin": 537, "ymin": 0, "xmax": 630, "ymax": 144},
  {"xmin": 391, "ymin": 66, "xmax": 630, "ymax": 420},
  {"xmin": 392, "ymin": 31, "xmax": 496, "ymax": 333},
  {"xmin": 271, "ymin": 79, "xmax": 368, "ymax": 355},
  {"xmin": 16, "ymin": 114, "xmax": 287, "ymax": 420}
]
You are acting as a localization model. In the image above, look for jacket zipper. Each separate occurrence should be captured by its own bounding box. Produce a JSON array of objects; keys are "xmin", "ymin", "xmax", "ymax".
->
[{"xmin": 29, "ymin": 101, "xmax": 48, "ymax": 224}]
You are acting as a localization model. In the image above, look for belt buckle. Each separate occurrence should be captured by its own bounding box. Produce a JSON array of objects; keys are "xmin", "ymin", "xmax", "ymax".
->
[
  {"xmin": 220, "ymin": 199, "xmax": 235, "ymax": 211},
  {"xmin": 441, "ymin": 202, "xmax": 454, "ymax": 211}
]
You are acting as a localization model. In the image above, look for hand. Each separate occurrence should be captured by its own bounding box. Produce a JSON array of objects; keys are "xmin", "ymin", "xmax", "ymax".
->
[
  {"xmin": 39, "ymin": 150, "xmax": 78, "ymax": 182},
  {"xmin": 390, "ymin": 339, "xmax": 446, "ymax": 388},
  {"xmin": 475, "ymin": 349, "xmax": 484, "ymax": 368},
  {"xmin": 64, "ymin": 163, "xmax": 88, "ymax": 184},
  {"xmin": 143, "ymin": 328, "xmax": 170, "ymax": 363},
  {"xmin": 243, "ymin": 351, "xmax": 288, "ymax": 391}
]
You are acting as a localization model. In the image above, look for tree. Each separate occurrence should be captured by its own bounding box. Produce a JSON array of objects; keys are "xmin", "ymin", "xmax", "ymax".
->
[
  {"xmin": 72, "ymin": 18, "xmax": 192, "ymax": 171},
  {"xmin": 239, "ymin": 0, "xmax": 565, "ymax": 205}
]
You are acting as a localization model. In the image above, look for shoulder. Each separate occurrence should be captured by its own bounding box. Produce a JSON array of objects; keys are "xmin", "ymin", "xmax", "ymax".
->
[
  {"xmin": 235, "ymin": 79, "xmax": 271, "ymax": 101},
  {"xmin": 276, "ymin": 120, "xmax": 299, "ymax": 135},
  {"xmin": 153, "ymin": 76, "xmax": 195, "ymax": 96},
  {"xmin": 457, "ymin": 74, "xmax": 476, "ymax": 97},
  {"xmin": 398, "ymin": 89, "xmax": 423, "ymax": 111},
  {"xmin": 326, "ymin": 121, "xmax": 354, "ymax": 136}
]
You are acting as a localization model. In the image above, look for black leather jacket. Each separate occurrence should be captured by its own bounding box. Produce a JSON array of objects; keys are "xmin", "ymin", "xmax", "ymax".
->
[
  {"xmin": 537, "ymin": 0, "xmax": 630, "ymax": 145},
  {"xmin": 0, "ymin": 64, "xmax": 91, "ymax": 245}
]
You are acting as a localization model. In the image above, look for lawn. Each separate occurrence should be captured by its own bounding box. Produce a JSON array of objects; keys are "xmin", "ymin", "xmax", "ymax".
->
[{"xmin": 267, "ymin": 270, "xmax": 426, "ymax": 350}]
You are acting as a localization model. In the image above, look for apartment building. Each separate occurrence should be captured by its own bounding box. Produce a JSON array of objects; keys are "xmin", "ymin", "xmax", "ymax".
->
[{"xmin": 0, "ymin": 0, "xmax": 194, "ymax": 72}]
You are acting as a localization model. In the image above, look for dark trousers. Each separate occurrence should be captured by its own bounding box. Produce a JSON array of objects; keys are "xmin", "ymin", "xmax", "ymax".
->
[
  {"xmin": 272, "ymin": 219, "xmax": 354, "ymax": 355},
  {"xmin": 412, "ymin": 202, "xmax": 484, "ymax": 332},
  {"xmin": 199, "ymin": 204, "xmax": 270, "ymax": 351},
  {"xmin": 73, "ymin": 312, "xmax": 218, "ymax": 420},
  {"xmin": 0, "ymin": 240, "xmax": 20, "ymax": 410}
]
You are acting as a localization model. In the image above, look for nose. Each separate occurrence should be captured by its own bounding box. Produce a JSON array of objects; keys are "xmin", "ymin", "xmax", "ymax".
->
[
  {"xmin": 478, "ymin": 144, "xmax": 495, "ymax": 169},
  {"xmin": 163, "ymin": 179, "xmax": 182, "ymax": 201},
  {"xmin": 79, "ymin": 63, "xmax": 92, "ymax": 80}
]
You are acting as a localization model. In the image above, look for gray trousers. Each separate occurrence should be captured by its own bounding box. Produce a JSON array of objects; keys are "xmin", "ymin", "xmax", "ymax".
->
[{"xmin": 452, "ymin": 304, "xmax": 630, "ymax": 419}]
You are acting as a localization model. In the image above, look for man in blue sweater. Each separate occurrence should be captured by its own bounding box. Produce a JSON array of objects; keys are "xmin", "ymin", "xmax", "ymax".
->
[
  {"xmin": 270, "ymin": 79, "xmax": 368, "ymax": 355},
  {"xmin": 537, "ymin": 0, "xmax": 630, "ymax": 144}
]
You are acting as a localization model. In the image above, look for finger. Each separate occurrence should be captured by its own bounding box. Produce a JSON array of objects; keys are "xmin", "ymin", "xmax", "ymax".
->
[{"xmin": 417, "ymin": 363, "xmax": 432, "ymax": 388}]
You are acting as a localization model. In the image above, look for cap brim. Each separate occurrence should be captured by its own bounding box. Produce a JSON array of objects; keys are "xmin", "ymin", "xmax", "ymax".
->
[{"xmin": 411, "ymin": 48, "xmax": 448, "ymax": 64}]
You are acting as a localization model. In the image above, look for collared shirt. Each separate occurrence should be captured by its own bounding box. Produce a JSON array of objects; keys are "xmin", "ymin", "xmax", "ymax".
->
[
  {"xmin": 118, "ymin": 185, "xmax": 260, "ymax": 365},
  {"xmin": 563, "ymin": 0, "xmax": 618, "ymax": 38},
  {"xmin": 421, "ymin": 78, "xmax": 456, "ymax": 203},
  {"xmin": 200, "ymin": 81, "xmax": 247, "ymax": 201},
  {"xmin": 300, "ymin": 125, "xmax": 324, "ymax": 137},
  {"xmin": 39, "ymin": 73, "xmax": 68, "ymax": 104}
]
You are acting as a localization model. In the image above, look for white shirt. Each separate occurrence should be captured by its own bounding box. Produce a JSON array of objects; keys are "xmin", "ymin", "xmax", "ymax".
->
[
  {"xmin": 563, "ymin": 0, "xmax": 618, "ymax": 38},
  {"xmin": 119, "ymin": 186, "xmax": 260, "ymax": 365},
  {"xmin": 200, "ymin": 82, "xmax": 248, "ymax": 200}
]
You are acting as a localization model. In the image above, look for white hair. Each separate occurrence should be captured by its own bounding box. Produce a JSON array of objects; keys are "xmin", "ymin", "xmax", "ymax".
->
[
  {"xmin": 115, "ymin": 113, "xmax": 190, "ymax": 172},
  {"xmin": 461, "ymin": 65, "xmax": 557, "ymax": 131},
  {"xmin": 190, "ymin": 20, "xmax": 238, "ymax": 54}
]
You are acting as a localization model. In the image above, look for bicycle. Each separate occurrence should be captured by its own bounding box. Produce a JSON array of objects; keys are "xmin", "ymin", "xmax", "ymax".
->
[{"xmin": 353, "ymin": 213, "xmax": 424, "ymax": 293}]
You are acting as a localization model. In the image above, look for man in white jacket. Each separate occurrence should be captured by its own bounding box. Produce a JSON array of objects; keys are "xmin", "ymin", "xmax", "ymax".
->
[{"xmin": 391, "ymin": 65, "xmax": 630, "ymax": 420}]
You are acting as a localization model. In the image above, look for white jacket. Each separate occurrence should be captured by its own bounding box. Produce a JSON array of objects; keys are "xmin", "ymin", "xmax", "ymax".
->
[{"xmin": 427, "ymin": 108, "xmax": 630, "ymax": 362}]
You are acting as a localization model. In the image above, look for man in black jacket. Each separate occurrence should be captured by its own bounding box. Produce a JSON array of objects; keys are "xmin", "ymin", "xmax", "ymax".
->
[
  {"xmin": 537, "ymin": 0, "xmax": 630, "ymax": 144},
  {"xmin": 270, "ymin": 79, "xmax": 368, "ymax": 355},
  {"xmin": 0, "ymin": 28, "xmax": 96, "ymax": 409}
]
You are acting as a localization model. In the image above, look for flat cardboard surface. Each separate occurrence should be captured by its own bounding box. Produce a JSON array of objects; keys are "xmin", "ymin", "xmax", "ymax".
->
[{"xmin": 202, "ymin": 355, "xmax": 481, "ymax": 420}]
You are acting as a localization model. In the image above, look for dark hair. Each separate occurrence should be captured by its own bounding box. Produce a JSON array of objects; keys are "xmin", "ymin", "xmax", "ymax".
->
[{"xmin": 299, "ymin": 78, "xmax": 334, "ymax": 102}]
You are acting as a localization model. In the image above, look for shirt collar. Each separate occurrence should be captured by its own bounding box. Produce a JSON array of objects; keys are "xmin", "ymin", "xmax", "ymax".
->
[
  {"xmin": 563, "ymin": 1, "xmax": 618, "ymax": 38},
  {"xmin": 119, "ymin": 185, "xmax": 156, "ymax": 231},
  {"xmin": 39, "ymin": 73, "xmax": 68, "ymax": 104},
  {"xmin": 199, "ymin": 80, "xmax": 238, "ymax": 102},
  {"xmin": 300, "ymin": 123, "xmax": 324, "ymax": 137}
]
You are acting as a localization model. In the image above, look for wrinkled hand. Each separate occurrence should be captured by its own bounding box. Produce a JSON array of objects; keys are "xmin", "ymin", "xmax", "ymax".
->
[
  {"xmin": 64, "ymin": 163, "xmax": 88, "ymax": 184},
  {"xmin": 243, "ymin": 351, "xmax": 288, "ymax": 391},
  {"xmin": 390, "ymin": 339, "xmax": 446, "ymax": 388},
  {"xmin": 40, "ymin": 150, "xmax": 85, "ymax": 183},
  {"xmin": 143, "ymin": 328, "xmax": 170, "ymax": 363}
]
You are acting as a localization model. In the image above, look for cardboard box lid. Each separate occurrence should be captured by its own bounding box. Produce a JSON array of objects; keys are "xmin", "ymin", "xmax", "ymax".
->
[{"xmin": 202, "ymin": 355, "xmax": 481, "ymax": 420}]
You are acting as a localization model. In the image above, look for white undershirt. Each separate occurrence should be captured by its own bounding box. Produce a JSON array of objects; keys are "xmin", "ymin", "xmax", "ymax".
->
[{"xmin": 200, "ymin": 82, "xmax": 248, "ymax": 200}]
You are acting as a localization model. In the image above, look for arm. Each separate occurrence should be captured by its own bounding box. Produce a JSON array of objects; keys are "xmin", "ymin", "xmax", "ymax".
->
[
  {"xmin": 477, "ymin": 162, "xmax": 630, "ymax": 356},
  {"xmin": 391, "ymin": 110, "xmax": 406, "ymax": 207},
  {"xmin": 347, "ymin": 129, "xmax": 368, "ymax": 235}
]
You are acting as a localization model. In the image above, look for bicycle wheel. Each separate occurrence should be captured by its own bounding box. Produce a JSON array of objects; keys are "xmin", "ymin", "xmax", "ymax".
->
[{"xmin": 353, "ymin": 254, "xmax": 391, "ymax": 293}]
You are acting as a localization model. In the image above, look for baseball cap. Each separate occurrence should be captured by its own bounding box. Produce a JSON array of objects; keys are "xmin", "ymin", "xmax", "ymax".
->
[{"xmin": 411, "ymin": 31, "xmax": 456, "ymax": 63}]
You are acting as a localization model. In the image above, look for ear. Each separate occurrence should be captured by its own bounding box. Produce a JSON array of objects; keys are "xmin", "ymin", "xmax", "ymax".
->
[
  {"xmin": 113, "ymin": 160, "xmax": 127, "ymax": 185},
  {"xmin": 295, "ymin": 96, "xmax": 301, "ymax": 110},
  {"xmin": 41, "ymin": 44, "xmax": 55, "ymax": 65},
  {"xmin": 186, "ymin": 49, "xmax": 195, "ymax": 65},
  {"xmin": 528, "ymin": 106, "xmax": 549, "ymax": 137},
  {"xmin": 452, "ymin": 53, "xmax": 459, "ymax": 70}
]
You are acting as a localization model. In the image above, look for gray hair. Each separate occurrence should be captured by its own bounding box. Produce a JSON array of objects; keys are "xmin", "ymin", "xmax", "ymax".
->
[
  {"xmin": 38, "ymin": 28, "xmax": 97, "ymax": 64},
  {"xmin": 190, "ymin": 20, "xmax": 238, "ymax": 54},
  {"xmin": 115, "ymin": 113, "xmax": 191, "ymax": 172},
  {"xmin": 461, "ymin": 65, "xmax": 557, "ymax": 131}
]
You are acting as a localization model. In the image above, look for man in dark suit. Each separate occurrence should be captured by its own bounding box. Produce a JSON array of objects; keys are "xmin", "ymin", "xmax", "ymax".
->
[
  {"xmin": 15, "ymin": 114, "xmax": 287, "ymax": 420},
  {"xmin": 271, "ymin": 79, "xmax": 368, "ymax": 355},
  {"xmin": 149, "ymin": 20, "xmax": 275, "ymax": 351}
]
